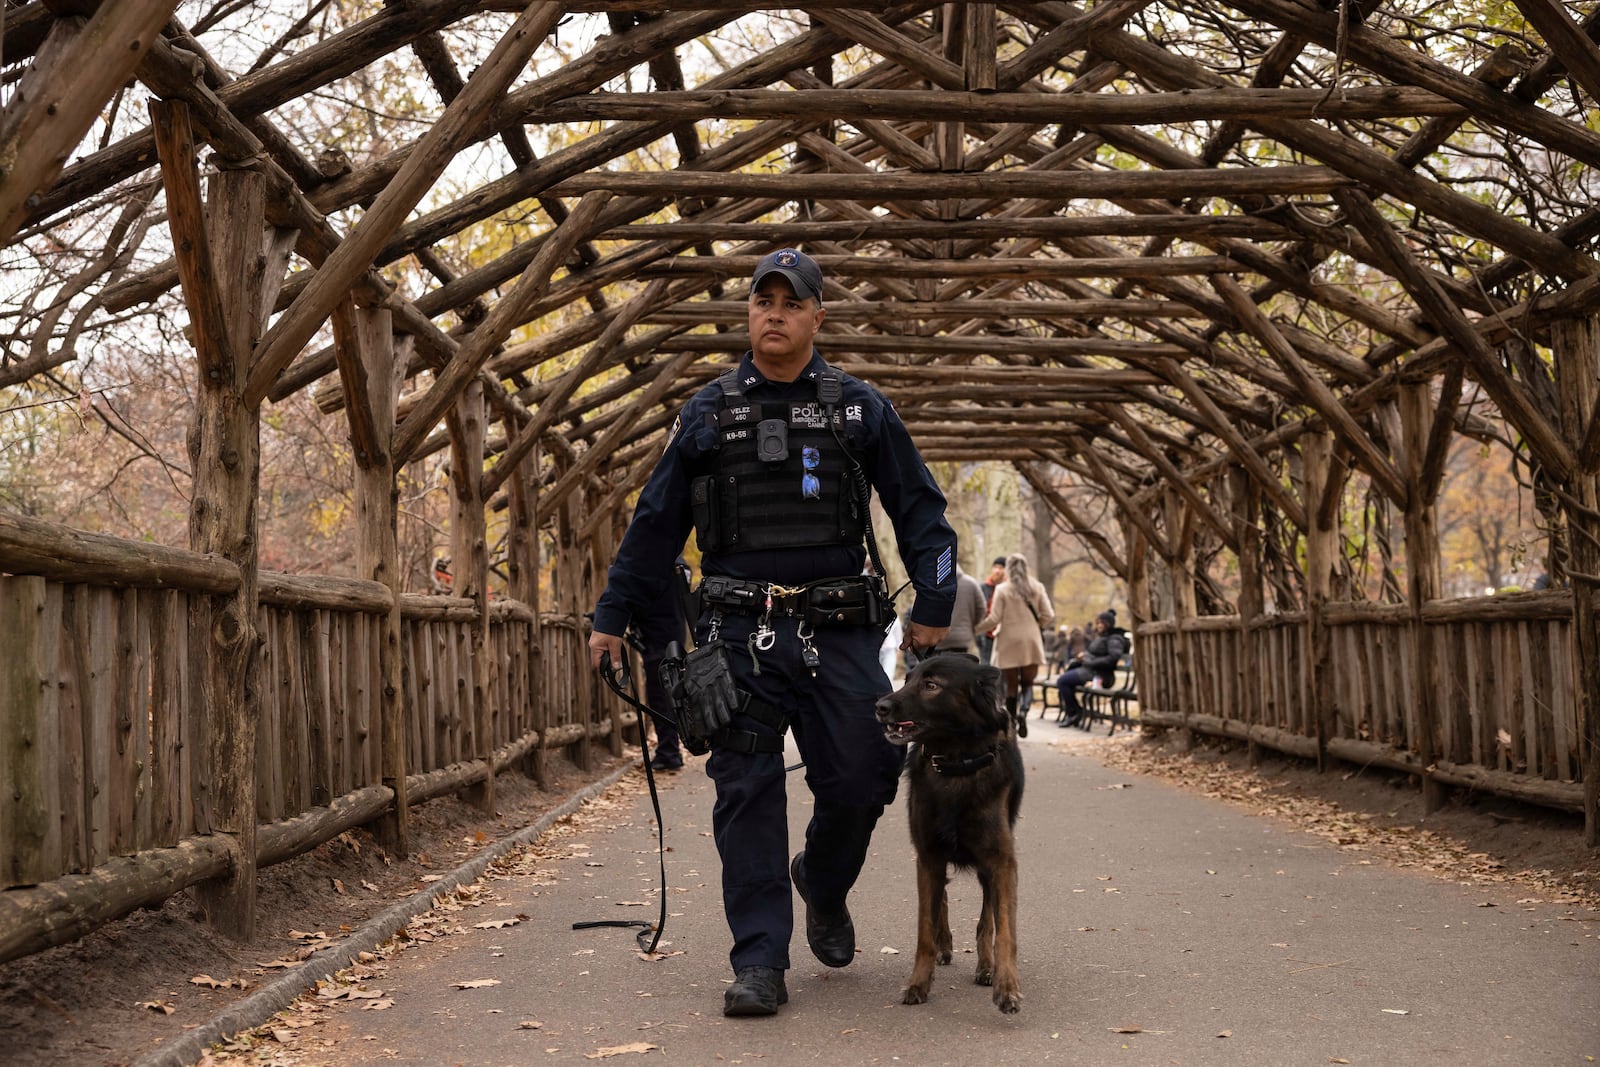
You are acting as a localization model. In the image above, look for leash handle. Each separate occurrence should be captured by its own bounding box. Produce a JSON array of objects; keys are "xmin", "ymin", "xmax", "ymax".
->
[{"xmin": 588, "ymin": 650, "xmax": 668, "ymax": 956}]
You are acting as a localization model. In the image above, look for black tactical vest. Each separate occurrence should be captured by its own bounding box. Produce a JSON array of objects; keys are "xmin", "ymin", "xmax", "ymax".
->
[{"xmin": 689, "ymin": 367, "xmax": 865, "ymax": 553}]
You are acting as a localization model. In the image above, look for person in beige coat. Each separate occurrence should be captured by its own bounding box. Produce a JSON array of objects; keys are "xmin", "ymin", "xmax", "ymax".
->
[{"xmin": 976, "ymin": 553, "xmax": 1055, "ymax": 737}]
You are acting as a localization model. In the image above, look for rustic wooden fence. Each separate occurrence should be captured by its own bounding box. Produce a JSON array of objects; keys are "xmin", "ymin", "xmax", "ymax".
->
[
  {"xmin": 1136, "ymin": 590, "xmax": 1585, "ymax": 813},
  {"xmin": 0, "ymin": 512, "xmax": 625, "ymax": 966}
]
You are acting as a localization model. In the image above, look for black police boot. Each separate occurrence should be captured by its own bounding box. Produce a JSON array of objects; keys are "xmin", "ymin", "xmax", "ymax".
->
[
  {"xmin": 650, "ymin": 748, "xmax": 683, "ymax": 772},
  {"xmin": 790, "ymin": 852, "xmax": 855, "ymax": 968},
  {"xmin": 723, "ymin": 965, "xmax": 788, "ymax": 1016}
]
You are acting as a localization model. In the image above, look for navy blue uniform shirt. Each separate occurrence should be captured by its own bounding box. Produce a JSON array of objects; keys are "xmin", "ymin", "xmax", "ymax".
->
[{"xmin": 594, "ymin": 350, "xmax": 957, "ymax": 636}]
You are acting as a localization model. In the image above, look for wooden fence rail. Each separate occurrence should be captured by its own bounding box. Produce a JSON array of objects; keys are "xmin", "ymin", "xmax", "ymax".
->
[
  {"xmin": 1137, "ymin": 590, "xmax": 1586, "ymax": 813},
  {"xmin": 0, "ymin": 517, "xmax": 628, "ymax": 966}
]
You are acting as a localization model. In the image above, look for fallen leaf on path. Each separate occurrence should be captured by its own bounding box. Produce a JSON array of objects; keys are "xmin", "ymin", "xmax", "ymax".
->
[
  {"xmin": 361, "ymin": 999, "xmax": 395, "ymax": 1011},
  {"xmin": 1217, "ymin": 1029, "xmax": 1233, "ymax": 1038},
  {"xmin": 474, "ymin": 917, "xmax": 524, "ymax": 929},
  {"xmin": 270, "ymin": 1028, "xmax": 296, "ymax": 1044},
  {"xmin": 140, "ymin": 1001, "xmax": 175, "ymax": 1015},
  {"xmin": 583, "ymin": 1042, "xmax": 658, "ymax": 1058},
  {"xmin": 1381, "ymin": 1008, "xmax": 1410, "ymax": 1015},
  {"xmin": 190, "ymin": 974, "xmax": 231, "ymax": 989},
  {"xmin": 637, "ymin": 949, "xmax": 685, "ymax": 962},
  {"xmin": 614, "ymin": 901, "xmax": 649, "ymax": 907},
  {"xmin": 517, "ymin": 1020, "xmax": 543, "ymax": 1030},
  {"xmin": 453, "ymin": 978, "xmax": 502, "ymax": 989},
  {"xmin": 879, "ymin": 946, "xmax": 900, "ymax": 954},
  {"xmin": 1111, "ymin": 1025, "xmax": 1143, "ymax": 1034}
]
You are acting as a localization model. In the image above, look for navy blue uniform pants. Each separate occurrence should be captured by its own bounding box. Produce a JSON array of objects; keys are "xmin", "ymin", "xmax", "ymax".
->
[{"xmin": 698, "ymin": 611, "xmax": 904, "ymax": 972}]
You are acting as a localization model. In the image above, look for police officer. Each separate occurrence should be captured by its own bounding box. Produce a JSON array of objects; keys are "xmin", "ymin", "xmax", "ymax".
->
[{"xmin": 589, "ymin": 248, "xmax": 955, "ymax": 1017}]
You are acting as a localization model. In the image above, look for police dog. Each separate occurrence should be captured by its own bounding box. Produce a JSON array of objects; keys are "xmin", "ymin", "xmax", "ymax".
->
[{"xmin": 876, "ymin": 653, "xmax": 1023, "ymax": 1014}]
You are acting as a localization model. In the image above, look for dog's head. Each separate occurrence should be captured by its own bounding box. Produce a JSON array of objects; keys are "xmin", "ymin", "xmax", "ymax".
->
[{"xmin": 875, "ymin": 653, "xmax": 1007, "ymax": 746}]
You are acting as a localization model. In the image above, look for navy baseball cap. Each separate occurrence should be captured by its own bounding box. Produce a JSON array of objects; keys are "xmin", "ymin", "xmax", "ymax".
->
[{"xmin": 751, "ymin": 248, "xmax": 824, "ymax": 303}]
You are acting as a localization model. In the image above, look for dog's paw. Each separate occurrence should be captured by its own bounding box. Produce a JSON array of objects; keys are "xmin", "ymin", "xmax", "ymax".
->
[
  {"xmin": 994, "ymin": 989, "xmax": 1022, "ymax": 1014},
  {"xmin": 901, "ymin": 984, "xmax": 930, "ymax": 1005},
  {"xmin": 974, "ymin": 967, "xmax": 994, "ymax": 987},
  {"xmin": 936, "ymin": 949, "xmax": 953, "ymax": 966}
]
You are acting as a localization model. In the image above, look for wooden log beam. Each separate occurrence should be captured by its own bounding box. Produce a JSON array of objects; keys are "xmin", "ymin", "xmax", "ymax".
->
[
  {"xmin": 1070, "ymin": 432, "xmax": 1173, "ymax": 561},
  {"xmin": 640, "ymin": 298, "xmax": 1208, "ymax": 323},
  {"xmin": 639, "ymin": 253, "xmax": 1246, "ymax": 283},
  {"xmin": 0, "ymin": 509, "xmax": 239, "ymax": 592},
  {"xmin": 392, "ymin": 189, "xmax": 613, "ymax": 467},
  {"xmin": 255, "ymin": 785, "xmax": 393, "ymax": 868},
  {"xmin": 538, "ymin": 85, "xmax": 1462, "ymax": 124},
  {"xmin": 548, "ymin": 165, "xmax": 1353, "ymax": 201},
  {"xmin": 0, "ymin": 835, "xmax": 233, "ymax": 967},
  {"xmin": 0, "ymin": 0, "xmax": 177, "ymax": 244},
  {"xmin": 248, "ymin": 2, "xmax": 564, "ymax": 401},
  {"xmin": 1044, "ymin": 0, "xmax": 1599, "ymax": 280},
  {"xmin": 1017, "ymin": 463, "xmax": 1127, "ymax": 578},
  {"xmin": 1156, "ymin": 356, "xmax": 1309, "ymax": 531},
  {"xmin": 481, "ymin": 277, "xmax": 671, "ymax": 498},
  {"xmin": 536, "ymin": 351, "xmax": 700, "ymax": 518},
  {"xmin": 602, "ymin": 214, "xmax": 1293, "ymax": 244},
  {"xmin": 1096, "ymin": 403, "xmax": 1237, "ymax": 551},
  {"xmin": 1228, "ymin": 0, "xmax": 1600, "ymax": 171},
  {"xmin": 1209, "ymin": 273, "xmax": 1409, "ymax": 505},
  {"xmin": 256, "ymin": 572, "xmax": 391, "ymax": 614},
  {"xmin": 657, "ymin": 332, "xmax": 1188, "ymax": 362},
  {"xmin": 1334, "ymin": 189, "xmax": 1577, "ymax": 482},
  {"xmin": 149, "ymin": 100, "xmax": 232, "ymax": 382}
]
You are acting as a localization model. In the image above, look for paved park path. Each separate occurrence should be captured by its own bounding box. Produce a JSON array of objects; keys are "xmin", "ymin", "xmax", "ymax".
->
[{"xmin": 223, "ymin": 730, "xmax": 1599, "ymax": 1067}]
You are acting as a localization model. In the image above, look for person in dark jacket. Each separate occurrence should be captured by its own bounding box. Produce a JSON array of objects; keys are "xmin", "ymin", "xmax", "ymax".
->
[
  {"xmin": 1055, "ymin": 609, "xmax": 1129, "ymax": 729},
  {"xmin": 589, "ymin": 249, "xmax": 956, "ymax": 1018}
]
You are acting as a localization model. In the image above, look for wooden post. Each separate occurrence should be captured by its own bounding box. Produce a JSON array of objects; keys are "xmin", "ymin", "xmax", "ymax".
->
[
  {"xmin": 1, "ymin": 575, "xmax": 60, "ymax": 887},
  {"xmin": 1228, "ymin": 465, "xmax": 1265, "ymax": 765},
  {"xmin": 1161, "ymin": 489, "xmax": 1199, "ymax": 751},
  {"xmin": 449, "ymin": 380, "xmax": 494, "ymax": 813},
  {"xmin": 186, "ymin": 167, "xmax": 270, "ymax": 939},
  {"xmin": 507, "ymin": 448, "xmax": 548, "ymax": 788},
  {"xmin": 1398, "ymin": 384, "xmax": 1448, "ymax": 813},
  {"xmin": 1550, "ymin": 317, "xmax": 1600, "ymax": 846},
  {"xmin": 1301, "ymin": 432, "xmax": 1338, "ymax": 773},
  {"xmin": 1125, "ymin": 524, "xmax": 1153, "ymax": 734},
  {"xmin": 341, "ymin": 305, "xmax": 409, "ymax": 855}
]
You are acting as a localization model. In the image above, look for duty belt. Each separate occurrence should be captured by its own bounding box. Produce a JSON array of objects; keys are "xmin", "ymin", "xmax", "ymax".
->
[{"xmin": 697, "ymin": 574, "xmax": 873, "ymax": 617}]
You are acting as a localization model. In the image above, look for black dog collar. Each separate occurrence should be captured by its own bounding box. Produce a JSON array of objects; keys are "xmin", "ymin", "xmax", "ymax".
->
[{"xmin": 927, "ymin": 746, "xmax": 998, "ymax": 777}]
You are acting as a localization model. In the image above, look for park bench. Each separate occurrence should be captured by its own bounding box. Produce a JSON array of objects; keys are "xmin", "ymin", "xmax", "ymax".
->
[{"xmin": 1034, "ymin": 653, "xmax": 1137, "ymax": 734}]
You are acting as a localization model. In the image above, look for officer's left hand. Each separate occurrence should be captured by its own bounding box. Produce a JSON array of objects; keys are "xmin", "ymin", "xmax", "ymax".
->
[{"xmin": 904, "ymin": 622, "xmax": 948, "ymax": 651}]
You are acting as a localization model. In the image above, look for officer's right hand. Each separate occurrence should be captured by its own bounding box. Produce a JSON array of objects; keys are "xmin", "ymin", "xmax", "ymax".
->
[{"xmin": 589, "ymin": 630, "xmax": 625, "ymax": 672}]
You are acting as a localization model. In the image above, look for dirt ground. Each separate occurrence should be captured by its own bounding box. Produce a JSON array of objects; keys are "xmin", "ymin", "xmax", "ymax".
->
[
  {"xmin": 4, "ymin": 731, "xmax": 1597, "ymax": 1067},
  {"xmin": 0, "ymin": 749, "xmax": 630, "ymax": 1067}
]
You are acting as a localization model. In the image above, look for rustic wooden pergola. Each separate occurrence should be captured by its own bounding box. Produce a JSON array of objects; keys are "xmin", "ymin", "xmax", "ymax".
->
[{"xmin": 2, "ymin": 1, "xmax": 1599, "ymax": 964}]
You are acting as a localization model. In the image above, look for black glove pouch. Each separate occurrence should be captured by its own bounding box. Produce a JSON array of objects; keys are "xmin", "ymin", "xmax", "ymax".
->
[{"xmin": 673, "ymin": 640, "xmax": 740, "ymax": 752}]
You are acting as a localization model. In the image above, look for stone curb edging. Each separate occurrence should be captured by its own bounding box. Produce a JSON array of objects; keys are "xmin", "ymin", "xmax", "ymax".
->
[{"xmin": 130, "ymin": 761, "xmax": 640, "ymax": 1067}]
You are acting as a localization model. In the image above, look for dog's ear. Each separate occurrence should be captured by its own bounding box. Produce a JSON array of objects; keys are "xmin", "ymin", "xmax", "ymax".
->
[{"xmin": 974, "ymin": 664, "xmax": 1006, "ymax": 730}]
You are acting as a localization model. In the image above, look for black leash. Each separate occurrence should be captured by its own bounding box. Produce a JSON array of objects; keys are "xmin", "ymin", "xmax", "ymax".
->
[{"xmin": 574, "ymin": 651, "xmax": 674, "ymax": 955}]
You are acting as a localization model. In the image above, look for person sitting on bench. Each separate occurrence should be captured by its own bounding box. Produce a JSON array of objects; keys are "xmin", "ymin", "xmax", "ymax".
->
[{"xmin": 1055, "ymin": 609, "xmax": 1128, "ymax": 729}]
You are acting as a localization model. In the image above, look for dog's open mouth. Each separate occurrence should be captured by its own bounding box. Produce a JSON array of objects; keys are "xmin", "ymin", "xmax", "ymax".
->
[{"xmin": 882, "ymin": 719, "xmax": 918, "ymax": 745}]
